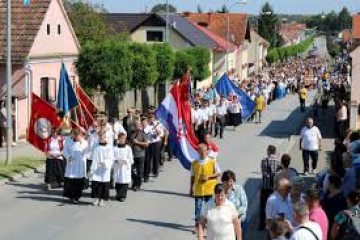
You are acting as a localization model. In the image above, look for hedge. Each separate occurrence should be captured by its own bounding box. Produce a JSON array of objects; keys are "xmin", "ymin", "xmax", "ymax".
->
[{"xmin": 266, "ymin": 37, "xmax": 315, "ymax": 64}]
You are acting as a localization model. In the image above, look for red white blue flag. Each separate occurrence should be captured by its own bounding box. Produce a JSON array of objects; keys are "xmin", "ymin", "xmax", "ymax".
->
[{"xmin": 156, "ymin": 71, "xmax": 199, "ymax": 170}]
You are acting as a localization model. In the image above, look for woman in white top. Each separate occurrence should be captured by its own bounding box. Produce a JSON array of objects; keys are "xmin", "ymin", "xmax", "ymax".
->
[
  {"xmin": 90, "ymin": 131, "xmax": 114, "ymax": 206},
  {"xmin": 113, "ymin": 133, "xmax": 134, "ymax": 202},
  {"xmin": 228, "ymin": 95, "xmax": 242, "ymax": 130},
  {"xmin": 44, "ymin": 128, "xmax": 65, "ymax": 190},
  {"xmin": 198, "ymin": 183, "xmax": 242, "ymax": 240},
  {"xmin": 63, "ymin": 129, "xmax": 88, "ymax": 204}
]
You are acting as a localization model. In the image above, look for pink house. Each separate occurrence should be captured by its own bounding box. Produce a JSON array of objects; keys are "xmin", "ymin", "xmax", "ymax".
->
[{"xmin": 0, "ymin": 0, "xmax": 80, "ymax": 139}]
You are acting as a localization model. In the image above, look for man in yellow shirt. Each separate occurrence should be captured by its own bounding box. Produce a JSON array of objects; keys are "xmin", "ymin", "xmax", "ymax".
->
[
  {"xmin": 190, "ymin": 144, "xmax": 221, "ymax": 233},
  {"xmin": 299, "ymin": 85, "xmax": 307, "ymax": 112},
  {"xmin": 255, "ymin": 92, "xmax": 266, "ymax": 123}
]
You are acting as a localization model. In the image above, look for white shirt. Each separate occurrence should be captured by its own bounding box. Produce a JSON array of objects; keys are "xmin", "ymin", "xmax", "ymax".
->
[
  {"xmin": 290, "ymin": 221, "xmax": 322, "ymax": 240},
  {"xmin": 201, "ymin": 199, "xmax": 238, "ymax": 240},
  {"xmin": 200, "ymin": 108, "xmax": 210, "ymax": 122},
  {"xmin": 266, "ymin": 192, "xmax": 294, "ymax": 225},
  {"xmin": 216, "ymin": 104, "xmax": 227, "ymax": 116},
  {"xmin": 90, "ymin": 144, "xmax": 114, "ymax": 182},
  {"xmin": 48, "ymin": 136, "xmax": 62, "ymax": 159},
  {"xmin": 146, "ymin": 121, "xmax": 162, "ymax": 143},
  {"xmin": 300, "ymin": 126, "xmax": 322, "ymax": 151},
  {"xmin": 336, "ymin": 105, "xmax": 348, "ymax": 121},
  {"xmin": 229, "ymin": 101, "xmax": 242, "ymax": 114},
  {"xmin": 191, "ymin": 108, "xmax": 199, "ymax": 125},
  {"xmin": 113, "ymin": 145, "xmax": 134, "ymax": 184}
]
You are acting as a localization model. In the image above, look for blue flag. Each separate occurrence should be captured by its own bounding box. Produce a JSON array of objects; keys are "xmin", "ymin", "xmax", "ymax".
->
[
  {"xmin": 57, "ymin": 63, "xmax": 79, "ymax": 118},
  {"xmin": 215, "ymin": 73, "xmax": 255, "ymax": 120},
  {"xmin": 23, "ymin": 0, "xmax": 30, "ymax": 7}
]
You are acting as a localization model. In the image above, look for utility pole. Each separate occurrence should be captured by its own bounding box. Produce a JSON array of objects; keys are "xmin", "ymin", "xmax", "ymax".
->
[
  {"xmin": 5, "ymin": 0, "xmax": 13, "ymax": 165},
  {"xmin": 165, "ymin": 0, "xmax": 170, "ymax": 42}
]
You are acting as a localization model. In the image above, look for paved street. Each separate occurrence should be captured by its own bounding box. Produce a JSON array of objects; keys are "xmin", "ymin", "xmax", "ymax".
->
[{"xmin": 0, "ymin": 90, "xmax": 317, "ymax": 240}]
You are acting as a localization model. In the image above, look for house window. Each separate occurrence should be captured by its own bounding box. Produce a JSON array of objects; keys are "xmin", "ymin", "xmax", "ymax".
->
[
  {"xmin": 146, "ymin": 31, "xmax": 164, "ymax": 42},
  {"xmin": 47, "ymin": 24, "xmax": 50, "ymax": 35},
  {"xmin": 57, "ymin": 24, "xmax": 61, "ymax": 35},
  {"xmin": 40, "ymin": 77, "xmax": 56, "ymax": 103}
]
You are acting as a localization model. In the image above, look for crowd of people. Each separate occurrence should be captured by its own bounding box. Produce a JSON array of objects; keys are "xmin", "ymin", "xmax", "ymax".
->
[{"xmin": 40, "ymin": 53, "xmax": 360, "ymax": 240}]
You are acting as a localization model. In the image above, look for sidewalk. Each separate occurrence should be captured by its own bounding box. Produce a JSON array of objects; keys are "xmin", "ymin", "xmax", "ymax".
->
[
  {"xmin": 245, "ymin": 100, "xmax": 335, "ymax": 239},
  {"xmin": 0, "ymin": 141, "xmax": 45, "ymax": 162}
]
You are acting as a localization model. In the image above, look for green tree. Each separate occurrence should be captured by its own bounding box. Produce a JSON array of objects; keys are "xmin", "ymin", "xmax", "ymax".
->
[
  {"xmin": 76, "ymin": 40, "xmax": 133, "ymax": 93},
  {"xmin": 174, "ymin": 51, "xmax": 194, "ymax": 80},
  {"xmin": 152, "ymin": 43, "xmax": 175, "ymax": 83},
  {"xmin": 129, "ymin": 43, "xmax": 158, "ymax": 89},
  {"xmin": 217, "ymin": 4, "xmax": 229, "ymax": 13},
  {"xmin": 338, "ymin": 7, "xmax": 352, "ymax": 30},
  {"xmin": 258, "ymin": 2, "xmax": 278, "ymax": 48},
  {"xmin": 185, "ymin": 47, "xmax": 211, "ymax": 82},
  {"xmin": 151, "ymin": 3, "xmax": 177, "ymax": 13},
  {"xmin": 64, "ymin": 0, "xmax": 109, "ymax": 46},
  {"xmin": 197, "ymin": 4, "xmax": 203, "ymax": 13}
]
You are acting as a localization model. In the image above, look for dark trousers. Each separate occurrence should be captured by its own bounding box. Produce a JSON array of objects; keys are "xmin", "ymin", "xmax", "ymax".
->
[
  {"xmin": 336, "ymin": 120, "xmax": 347, "ymax": 140},
  {"xmin": 91, "ymin": 181, "xmax": 110, "ymax": 200},
  {"xmin": 132, "ymin": 157, "xmax": 145, "ymax": 188},
  {"xmin": 302, "ymin": 150, "xmax": 319, "ymax": 172},
  {"xmin": 215, "ymin": 116, "xmax": 226, "ymax": 138},
  {"xmin": 63, "ymin": 177, "xmax": 84, "ymax": 201},
  {"xmin": 44, "ymin": 158, "xmax": 65, "ymax": 185},
  {"xmin": 259, "ymin": 189, "xmax": 273, "ymax": 229},
  {"xmin": 144, "ymin": 142, "xmax": 161, "ymax": 179},
  {"xmin": 166, "ymin": 144, "xmax": 173, "ymax": 160},
  {"xmin": 115, "ymin": 183, "xmax": 129, "ymax": 199},
  {"xmin": 300, "ymin": 98, "xmax": 306, "ymax": 112}
]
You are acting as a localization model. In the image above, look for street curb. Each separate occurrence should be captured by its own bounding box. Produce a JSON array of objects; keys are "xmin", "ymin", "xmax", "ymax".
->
[{"xmin": 0, "ymin": 164, "xmax": 45, "ymax": 186}]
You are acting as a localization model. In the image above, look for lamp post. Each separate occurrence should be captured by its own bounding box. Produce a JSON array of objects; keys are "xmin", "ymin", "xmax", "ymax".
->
[
  {"xmin": 165, "ymin": 0, "xmax": 170, "ymax": 42},
  {"xmin": 5, "ymin": 0, "xmax": 13, "ymax": 165},
  {"xmin": 226, "ymin": 1, "xmax": 247, "ymax": 73}
]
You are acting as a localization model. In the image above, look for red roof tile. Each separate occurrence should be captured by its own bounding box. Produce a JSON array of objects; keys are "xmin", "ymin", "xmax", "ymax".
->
[
  {"xmin": 189, "ymin": 21, "xmax": 237, "ymax": 52},
  {"xmin": 183, "ymin": 13, "xmax": 250, "ymax": 46},
  {"xmin": 353, "ymin": 14, "xmax": 360, "ymax": 39},
  {"xmin": 0, "ymin": 0, "xmax": 51, "ymax": 62}
]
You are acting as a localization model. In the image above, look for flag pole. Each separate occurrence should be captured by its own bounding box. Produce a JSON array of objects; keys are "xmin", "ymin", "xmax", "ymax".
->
[{"xmin": 5, "ymin": 0, "xmax": 13, "ymax": 165}]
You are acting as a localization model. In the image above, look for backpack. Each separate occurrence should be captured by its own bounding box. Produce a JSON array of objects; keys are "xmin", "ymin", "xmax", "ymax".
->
[{"xmin": 339, "ymin": 207, "xmax": 360, "ymax": 240}]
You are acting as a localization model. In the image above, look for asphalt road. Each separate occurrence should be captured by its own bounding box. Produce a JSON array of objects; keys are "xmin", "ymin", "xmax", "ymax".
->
[{"xmin": 0, "ymin": 90, "xmax": 317, "ymax": 240}]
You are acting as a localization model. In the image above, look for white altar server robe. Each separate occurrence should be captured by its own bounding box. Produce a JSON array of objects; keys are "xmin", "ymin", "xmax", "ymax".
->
[
  {"xmin": 113, "ymin": 145, "xmax": 134, "ymax": 184},
  {"xmin": 65, "ymin": 139, "xmax": 88, "ymax": 179},
  {"xmin": 90, "ymin": 144, "xmax": 114, "ymax": 182}
]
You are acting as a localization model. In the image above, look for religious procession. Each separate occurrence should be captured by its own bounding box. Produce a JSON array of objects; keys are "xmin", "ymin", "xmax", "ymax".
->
[{"xmin": 1, "ymin": 1, "xmax": 360, "ymax": 240}]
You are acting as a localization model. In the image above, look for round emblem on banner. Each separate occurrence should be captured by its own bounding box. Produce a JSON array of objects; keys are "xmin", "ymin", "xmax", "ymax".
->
[{"xmin": 34, "ymin": 118, "xmax": 52, "ymax": 140}]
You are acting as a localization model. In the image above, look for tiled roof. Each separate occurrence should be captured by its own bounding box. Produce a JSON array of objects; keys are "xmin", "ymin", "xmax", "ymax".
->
[
  {"xmin": 158, "ymin": 14, "xmax": 217, "ymax": 49},
  {"xmin": 190, "ymin": 21, "xmax": 237, "ymax": 52},
  {"xmin": 183, "ymin": 13, "xmax": 250, "ymax": 46},
  {"xmin": 353, "ymin": 14, "xmax": 360, "ymax": 39},
  {"xmin": 105, "ymin": 13, "xmax": 218, "ymax": 49},
  {"xmin": 104, "ymin": 13, "xmax": 153, "ymax": 33},
  {"xmin": 0, "ymin": 0, "xmax": 51, "ymax": 62},
  {"xmin": 279, "ymin": 29, "xmax": 300, "ymax": 42}
]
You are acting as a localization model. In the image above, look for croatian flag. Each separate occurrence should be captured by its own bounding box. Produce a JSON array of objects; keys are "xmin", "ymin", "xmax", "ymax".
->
[{"xmin": 156, "ymin": 72, "xmax": 199, "ymax": 170}]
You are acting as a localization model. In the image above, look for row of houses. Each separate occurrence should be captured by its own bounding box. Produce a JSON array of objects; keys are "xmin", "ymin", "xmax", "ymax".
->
[
  {"xmin": 347, "ymin": 14, "xmax": 360, "ymax": 130},
  {"xmin": 0, "ymin": 0, "xmax": 274, "ymax": 139},
  {"xmin": 105, "ymin": 12, "xmax": 270, "ymax": 88}
]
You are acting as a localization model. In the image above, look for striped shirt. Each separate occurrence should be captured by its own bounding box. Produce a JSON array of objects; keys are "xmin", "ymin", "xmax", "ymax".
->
[{"xmin": 261, "ymin": 155, "xmax": 281, "ymax": 190}]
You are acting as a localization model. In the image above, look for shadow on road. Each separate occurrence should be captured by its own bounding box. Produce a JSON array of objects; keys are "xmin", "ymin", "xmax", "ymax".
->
[
  {"xmin": 139, "ymin": 189, "xmax": 189, "ymax": 198},
  {"xmin": 258, "ymin": 106, "xmax": 306, "ymax": 138},
  {"xmin": 127, "ymin": 218, "xmax": 193, "ymax": 233}
]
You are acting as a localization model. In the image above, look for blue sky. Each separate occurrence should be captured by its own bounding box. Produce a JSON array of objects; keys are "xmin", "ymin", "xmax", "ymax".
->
[{"xmin": 88, "ymin": 0, "xmax": 360, "ymax": 14}]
